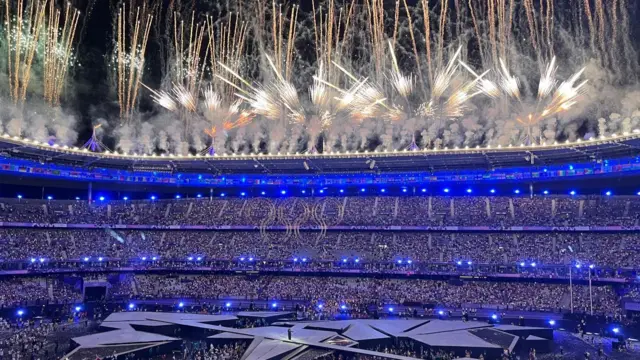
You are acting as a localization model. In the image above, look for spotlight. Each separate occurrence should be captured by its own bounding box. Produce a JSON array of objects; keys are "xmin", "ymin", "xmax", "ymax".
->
[
  {"xmin": 342, "ymin": 259, "xmax": 348, "ymax": 263},
  {"xmin": 421, "ymin": 188, "xmax": 427, "ymax": 193},
  {"xmin": 381, "ymin": 189, "xmax": 386, "ymax": 193},
  {"xmin": 438, "ymin": 310, "xmax": 444, "ymax": 316},
  {"xmin": 531, "ymin": 262, "xmax": 536, "ymax": 267},
  {"xmin": 240, "ymin": 192, "xmax": 246, "ymax": 196},
  {"xmin": 83, "ymin": 257, "xmax": 90, "ymax": 262},
  {"xmin": 17, "ymin": 195, "xmax": 22, "ymax": 199},
  {"xmin": 239, "ymin": 257, "xmax": 245, "ymax": 261},
  {"xmin": 355, "ymin": 258, "xmax": 360, "ymax": 263},
  {"xmin": 30, "ymin": 258, "xmax": 36, "ymax": 263},
  {"xmin": 197, "ymin": 194, "xmax": 202, "ymax": 198},
  {"xmin": 575, "ymin": 264, "xmax": 581, "ymax": 269},
  {"xmin": 128, "ymin": 303, "xmax": 135, "ymax": 309},
  {"xmin": 613, "ymin": 328, "xmax": 620, "ymax": 334},
  {"xmin": 360, "ymin": 188, "xmax": 366, "ymax": 192},
  {"xmin": 318, "ymin": 304, "xmax": 323, "ymax": 309},
  {"xmin": 220, "ymin": 193, "xmax": 226, "ymax": 197},
  {"xmin": 196, "ymin": 257, "xmax": 202, "ymax": 261},
  {"xmin": 490, "ymin": 189, "xmax": 496, "ymax": 194},
  {"xmin": 402, "ymin": 188, "xmax": 408, "ymax": 193},
  {"xmin": 388, "ymin": 307, "xmax": 394, "ymax": 312},
  {"xmin": 340, "ymin": 305, "xmax": 347, "ymax": 310},
  {"xmin": 339, "ymin": 189, "xmax": 344, "ymax": 193},
  {"xmin": 175, "ymin": 195, "xmax": 181, "ymax": 199},
  {"xmin": 397, "ymin": 259, "xmax": 403, "ymax": 264},
  {"xmin": 261, "ymin": 191, "xmax": 266, "ymax": 195},
  {"xmin": 467, "ymin": 261, "xmax": 472, "ymax": 265},
  {"xmin": 637, "ymin": 191, "xmax": 640, "ymax": 196},
  {"xmin": 466, "ymin": 188, "xmax": 472, "ymax": 193},
  {"xmin": 39, "ymin": 258, "xmax": 45, "ymax": 263},
  {"xmin": 248, "ymin": 257, "xmax": 254, "ymax": 261},
  {"xmin": 17, "ymin": 310, "xmax": 24, "ymax": 316},
  {"xmin": 456, "ymin": 261, "xmax": 462, "ymax": 265},
  {"xmin": 225, "ymin": 302, "xmax": 231, "ymax": 308},
  {"xmin": 75, "ymin": 306, "xmax": 81, "ymax": 312},
  {"xmin": 123, "ymin": 196, "xmax": 129, "ymax": 201},
  {"xmin": 605, "ymin": 191, "xmax": 612, "ymax": 196},
  {"xmin": 141, "ymin": 257, "xmax": 147, "ymax": 261},
  {"xmin": 514, "ymin": 189, "xmax": 520, "ymax": 194},
  {"xmin": 280, "ymin": 190, "xmax": 286, "ymax": 195},
  {"xmin": 302, "ymin": 190, "xmax": 306, "ymax": 194},
  {"xmin": 98, "ymin": 257, "xmax": 103, "ymax": 262},
  {"xmin": 293, "ymin": 258, "xmax": 298, "ymax": 262},
  {"xmin": 99, "ymin": 196, "xmax": 105, "ymax": 201},
  {"xmin": 302, "ymin": 258, "xmax": 307, "ymax": 262},
  {"xmin": 271, "ymin": 303, "xmax": 277, "ymax": 308},
  {"xmin": 549, "ymin": 320, "xmax": 556, "ymax": 326},
  {"xmin": 407, "ymin": 259, "xmax": 412, "ymax": 264},
  {"xmin": 152, "ymin": 256, "xmax": 157, "ymax": 261},
  {"xmin": 543, "ymin": 190, "xmax": 549, "ymax": 195},
  {"xmin": 178, "ymin": 302, "xmax": 184, "ymax": 308},
  {"xmin": 188, "ymin": 256, "xmax": 194, "ymax": 261},
  {"xmin": 319, "ymin": 189, "xmax": 324, "ymax": 194},
  {"xmin": 47, "ymin": 196, "xmax": 53, "ymax": 200},
  {"xmin": 520, "ymin": 262, "xmax": 525, "ymax": 267},
  {"xmin": 570, "ymin": 190, "xmax": 576, "ymax": 195},
  {"xmin": 589, "ymin": 264, "xmax": 595, "ymax": 269},
  {"xmin": 491, "ymin": 314, "xmax": 498, "ymax": 320},
  {"xmin": 444, "ymin": 188, "xmax": 450, "ymax": 193},
  {"xmin": 150, "ymin": 195, "xmax": 156, "ymax": 200}
]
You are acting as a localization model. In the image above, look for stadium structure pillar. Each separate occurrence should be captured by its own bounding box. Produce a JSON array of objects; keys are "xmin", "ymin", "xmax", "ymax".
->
[{"xmin": 88, "ymin": 182, "xmax": 93, "ymax": 203}]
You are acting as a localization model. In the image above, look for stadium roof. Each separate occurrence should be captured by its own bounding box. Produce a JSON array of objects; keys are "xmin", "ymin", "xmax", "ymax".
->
[{"xmin": 1, "ymin": 132, "xmax": 640, "ymax": 174}]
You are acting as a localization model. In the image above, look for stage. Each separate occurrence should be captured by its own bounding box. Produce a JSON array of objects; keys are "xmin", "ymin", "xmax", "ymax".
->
[{"xmin": 65, "ymin": 312, "xmax": 553, "ymax": 360}]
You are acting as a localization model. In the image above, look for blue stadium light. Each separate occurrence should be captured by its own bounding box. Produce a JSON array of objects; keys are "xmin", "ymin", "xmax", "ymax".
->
[
  {"xmin": 261, "ymin": 191, "xmax": 266, "ymax": 195},
  {"xmin": 339, "ymin": 189, "xmax": 344, "ymax": 193},
  {"xmin": 152, "ymin": 256, "xmax": 157, "ymax": 261},
  {"xmin": 317, "ymin": 304, "xmax": 323, "ymax": 309},
  {"xmin": 569, "ymin": 165, "xmax": 574, "ymax": 170},
  {"xmin": 388, "ymin": 307, "xmax": 394, "ymax": 312},
  {"xmin": 514, "ymin": 189, "xmax": 520, "ymax": 194},
  {"xmin": 293, "ymin": 257, "xmax": 298, "ymax": 262},
  {"xmin": 272, "ymin": 302, "xmax": 277, "ymax": 308},
  {"xmin": 421, "ymin": 188, "xmax": 427, "ymax": 193},
  {"xmin": 340, "ymin": 305, "xmax": 347, "ymax": 310},
  {"xmin": 605, "ymin": 191, "xmax": 612, "ymax": 196},
  {"xmin": 360, "ymin": 188, "xmax": 366, "ymax": 192},
  {"xmin": 175, "ymin": 195, "xmax": 181, "ymax": 199},
  {"xmin": 220, "ymin": 193, "xmax": 226, "ymax": 197},
  {"xmin": 490, "ymin": 189, "xmax": 496, "ymax": 194},
  {"xmin": 520, "ymin": 262, "xmax": 526, "ymax": 267},
  {"xmin": 301, "ymin": 190, "xmax": 306, "ymax": 194},
  {"xmin": 98, "ymin": 257, "xmax": 103, "ymax": 262},
  {"xmin": 407, "ymin": 260, "xmax": 412, "ymax": 264},
  {"xmin": 75, "ymin": 197, "xmax": 80, "ymax": 200},
  {"xmin": 83, "ymin": 257, "xmax": 90, "ymax": 262},
  {"xmin": 342, "ymin": 258, "xmax": 348, "ymax": 263},
  {"xmin": 456, "ymin": 261, "xmax": 462, "ymax": 265},
  {"xmin": 128, "ymin": 303, "xmax": 135, "ymax": 309},
  {"xmin": 248, "ymin": 257, "xmax": 254, "ymax": 261},
  {"xmin": 30, "ymin": 258, "xmax": 36, "ymax": 263},
  {"xmin": 99, "ymin": 196, "xmax": 105, "ymax": 201},
  {"xmin": 150, "ymin": 195, "xmax": 156, "ymax": 200},
  {"xmin": 75, "ymin": 306, "xmax": 82, "ymax": 312},
  {"xmin": 637, "ymin": 191, "xmax": 640, "ymax": 196},
  {"xmin": 17, "ymin": 194, "xmax": 22, "ymax": 199},
  {"xmin": 225, "ymin": 302, "xmax": 231, "ymax": 308},
  {"xmin": 123, "ymin": 196, "xmax": 129, "ymax": 201},
  {"xmin": 466, "ymin": 188, "xmax": 472, "ymax": 194},
  {"xmin": 589, "ymin": 264, "xmax": 595, "ymax": 269},
  {"xmin": 543, "ymin": 168, "xmax": 548, "ymax": 172},
  {"xmin": 197, "ymin": 194, "xmax": 202, "ymax": 198},
  {"xmin": 197, "ymin": 257, "xmax": 202, "ymax": 261},
  {"xmin": 444, "ymin": 188, "xmax": 450, "ymax": 193},
  {"xmin": 240, "ymin": 257, "xmax": 245, "ymax": 261},
  {"xmin": 47, "ymin": 196, "xmax": 53, "ymax": 200},
  {"xmin": 613, "ymin": 327, "xmax": 620, "ymax": 334},
  {"xmin": 543, "ymin": 190, "xmax": 549, "ymax": 195},
  {"xmin": 141, "ymin": 257, "xmax": 147, "ymax": 261},
  {"xmin": 438, "ymin": 310, "xmax": 444, "ymax": 316},
  {"xmin": 491, "ymin": 314, "xmax": 498, "ymax": 320},
  {"xmin": 531, "ymin": 262, "xmax": 537, "ymax": 267},
  {"xmin": 302, "ymin": 258, "xmax": 307, "ymax": 262},
  {"xmin": 355, "ymin": 258, "xmax": 360, "ymax": 263},
  {"xmin": 281, "ymin": 190, "xmax": 286, "ymax": 195},
  {"xmin": 178, "ymin": 302, "xmax": 184, "ymax": 308},
  {"xmin": 39, "ymin": 258, "xmax": 45, "ymax": 263},
  {"xmin": 570, "ymin": 190, "xmax": 576, "ymax": 195},
  {"xmin": 319, "ymin": 189, "xmax": 324, "ymax": 194},
  {"xmin": 402, "ymin": 188, "xmax": 408, "ymax": 193},
  {"xmin": 548, "ymin": 320, "xmax": 556, "ymax": 326},
  {"xmin": 575, "ymin": 264, "xmax": 581, "ymax": 269},
  {"xmin": 467, "ymin": 261, "xmax": 472, "ymax": 265},
  {"xmin": 397, "ymin": 259, "xmax": 403, "ymax": 264},
  {"xmin": 188, "ymin": 256, "xmax": 194, "ymax": 261},
  {"xmin": 240, "ymin": 192, "xmax": 246, "ymax": 196},
  {"xmin": 381, "ymin": 188, "xmax": 386, "ymax": 193},
  {"xmin": 17, "ymin": 310, "xmax": 24, "ymax": 316}
]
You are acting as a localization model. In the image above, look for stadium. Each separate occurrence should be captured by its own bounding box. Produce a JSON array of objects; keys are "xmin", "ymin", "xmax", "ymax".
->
[{"xmin": 1, "ymin": 0, "xmax": 640, "ymax": 359}]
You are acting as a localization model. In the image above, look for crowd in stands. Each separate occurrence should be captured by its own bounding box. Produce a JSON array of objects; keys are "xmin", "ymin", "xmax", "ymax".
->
[
  {"xmin": 1, "ymin": 229, "xmax": 639, "ymax": 270},
  {"xmin": 0, "ymin": 195, "xmax": 638, "ymax": 227}
]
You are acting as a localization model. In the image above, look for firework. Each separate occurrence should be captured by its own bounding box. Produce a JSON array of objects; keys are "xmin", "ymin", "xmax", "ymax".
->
[
  {"xmin": 113, "ymin": 1, "xmax": 154, "ymax": 122},
  {"xmin": 43, "ymin": 1, "xmax": 80, "ymax": 107}
]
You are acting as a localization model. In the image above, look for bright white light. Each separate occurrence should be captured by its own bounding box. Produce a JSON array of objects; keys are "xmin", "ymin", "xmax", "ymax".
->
[
  {"xmin": 549, "ymin": 320, "xmax": 556, "ymax": 326},
  {"xmin": 178, "ymin": 302, "xmax": 184, "ymax": 308},
  {"xmin": 491, "ymin": 314, "xmax": 498, "ymax": 320}
]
